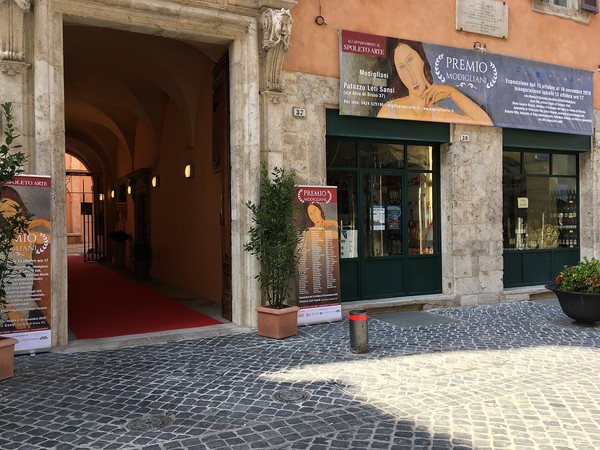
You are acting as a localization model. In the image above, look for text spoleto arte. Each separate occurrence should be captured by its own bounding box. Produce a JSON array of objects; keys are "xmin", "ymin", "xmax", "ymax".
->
[{"xmin": 435, "ymin": 54, "xmax": 497, "ymax": 89}]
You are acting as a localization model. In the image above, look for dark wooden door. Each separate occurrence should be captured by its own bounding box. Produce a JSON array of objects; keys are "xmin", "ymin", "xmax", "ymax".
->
[{"xmin": 213, "ymin": 53, "xmax": 232, "ymax": 321}]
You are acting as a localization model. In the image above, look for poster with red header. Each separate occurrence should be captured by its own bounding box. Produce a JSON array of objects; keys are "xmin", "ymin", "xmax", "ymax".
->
[
  {"xmin": 0, "ymin": 175, "xmax": 52, "ymax": 352},
  {"xmin": 295, "ymin": 186, "xmax": 342, "ymax": 325}
]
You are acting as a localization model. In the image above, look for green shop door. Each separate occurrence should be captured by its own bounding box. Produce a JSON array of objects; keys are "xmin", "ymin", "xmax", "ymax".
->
[
  {"xmin": 361, "ymin": 172, "xmax": 404, "ymax": 297},
  {"xmin": 327, "ymin": 140, "xmax": 441, "ymax": 301}
]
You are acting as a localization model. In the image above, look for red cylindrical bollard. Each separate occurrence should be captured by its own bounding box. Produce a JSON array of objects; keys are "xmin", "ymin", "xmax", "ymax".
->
[{"xmin": 348, "ymin": 309, "xmax": 368, "ymax": 353}]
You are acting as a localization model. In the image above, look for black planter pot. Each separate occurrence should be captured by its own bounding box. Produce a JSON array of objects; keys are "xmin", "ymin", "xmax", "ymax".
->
[{"xmin": 545, "ymin": 284, "xmax": 600, "ymax": 324}]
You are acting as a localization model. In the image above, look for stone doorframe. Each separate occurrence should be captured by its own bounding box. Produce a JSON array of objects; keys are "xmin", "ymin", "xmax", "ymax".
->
[{"xmin": 35, "ymin": 0, "xmax": 285, "ymax": 347}]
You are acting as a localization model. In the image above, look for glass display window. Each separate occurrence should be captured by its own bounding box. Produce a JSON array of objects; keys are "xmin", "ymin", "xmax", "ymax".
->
[
  {"xmin": 326, "ymin": 140, "xmax": 357, "ymax": 168},
  {"xmin": 328, "ymin": 141, "xmax": 437, "ymax": 259},
  {"xmin": 358, "ymin": 142, "xmax": 405, "ymax": 169},
  {"xmin": 503, "ymin": 150, "xmax": 578, "ymax": 250}
]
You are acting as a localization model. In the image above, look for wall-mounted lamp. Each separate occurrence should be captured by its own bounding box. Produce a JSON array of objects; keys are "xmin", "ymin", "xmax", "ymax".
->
[
  {"xmin": 473, "ymin": 41, "xmax": 487, "ymax": 53},
  {"xmin": 127, "ymin": 184, "xmax": 133, "ymax": 195},
  {"xmin": 99, "ymin": 193, "xmax": 104, "ymax": 201},
  {"xmin": 184, "ymin": 164, "xmax": 194, "ymax": 179},
  {"xmin": 110, "ymin": 189, "xmax": 115, "ymax": 199},
  {"xmin": 151, "ymin": 175, "xmax": 160, "ymax": 188}
]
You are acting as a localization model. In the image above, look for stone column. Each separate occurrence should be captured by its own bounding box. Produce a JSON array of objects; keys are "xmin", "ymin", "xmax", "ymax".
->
[
  {"xmin": 33, "ymin": 2, "xmax": 68, "ymax": 347},
  {"xmin": 230, "ymin": 18, "xmax": 262, "ymax": 328},
  {"xmin": 441, "ymin": 124, "xmax": 504, "ymax": 306},
  {"xmin": 579, "ymin": 110, "xmax": 600, "ymax": 259}
]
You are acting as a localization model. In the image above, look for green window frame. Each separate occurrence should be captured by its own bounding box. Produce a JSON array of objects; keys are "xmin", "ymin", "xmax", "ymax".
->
[
  {"xmin": 327, "ymin": 138, "xmax": 441, "ymax": 300},
  {"xmin": 502, "ymin": 148, "xmax": 580, "ymax": 287}
]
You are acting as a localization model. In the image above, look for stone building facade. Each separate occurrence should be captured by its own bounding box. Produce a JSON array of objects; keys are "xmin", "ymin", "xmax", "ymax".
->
[{"xmin": 1, "ymin": 0, "xmax": 600, "ymax": 349}]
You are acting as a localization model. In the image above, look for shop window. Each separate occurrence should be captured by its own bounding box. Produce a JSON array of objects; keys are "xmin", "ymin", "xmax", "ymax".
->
[
  {"xmin": 328, "ymin": 141, "xmax": 437, "ymax": 258},
  {"xmin": 358, "ymin": 142, "xmax": 404, "ymax": 169},
  {"xmin": 327, "ymin": 140, "xmax": 357, "ymax": 168},
  {"xmin": 523, "ymin": 153, "xmax": 549, "ymax": 175},
  {"xmin": 552, "ymin": 154, "xmax": 576, "ymax": 175},
  {"xmin": 407, "ymin": 145, "xmax": 433, "ymax": 170},
  {"xmin": 503, "ymin": 150, "xmax": 578, "ymax": 251}
]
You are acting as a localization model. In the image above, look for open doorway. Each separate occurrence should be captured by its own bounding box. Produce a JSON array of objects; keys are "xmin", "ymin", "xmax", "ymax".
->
[
  {"xmin": 65, "ymin": 154, "xmax": 94, "ymax": 256},
  {"xmin": 63, "ymin": 25, "xmax": 231, "ymax": 341},
  {"xmin": 65, "ymin": 153, "xmax": 107, "ymax": 262}
]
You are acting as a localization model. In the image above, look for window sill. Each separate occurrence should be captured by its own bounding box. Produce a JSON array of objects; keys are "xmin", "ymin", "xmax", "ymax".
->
[{"xmin": 532, "ymin": 0, "xmax": 591, "ymax": 23}]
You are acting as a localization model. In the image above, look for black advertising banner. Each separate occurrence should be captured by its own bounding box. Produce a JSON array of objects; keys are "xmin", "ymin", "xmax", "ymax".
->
[
  {"xmin": 295, "ymin": 186, "xmax": 342, "ymax": 325},
  {"xmin": 0, "ymin": 175, "xmax": 52, "ymax": 352},
  {"xmin": 340, "ymin": 30, "xmax": 593, "ymax": 135}
]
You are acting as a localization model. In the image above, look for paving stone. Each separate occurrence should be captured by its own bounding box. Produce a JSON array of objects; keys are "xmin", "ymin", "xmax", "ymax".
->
[{"xmin": 4, "ymin": 301, "xmax": 600, "ymax": 448}]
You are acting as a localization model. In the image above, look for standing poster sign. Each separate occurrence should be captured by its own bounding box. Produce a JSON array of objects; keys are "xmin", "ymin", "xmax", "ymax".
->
[
  {"xmin": 0, "ymin": 175, "xmax": 52, "ymax": 352},
  {"xmin": 295, "ymin": 186, "xmax": 342, "ymax": 325}
]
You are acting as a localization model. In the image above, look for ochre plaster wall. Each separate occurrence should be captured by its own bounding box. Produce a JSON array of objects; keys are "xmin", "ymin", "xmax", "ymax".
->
[
  {"xmin": 150, "ymin": 93, "xmax": 222, "ymax": 304},
  {"xmin": 115, "ymin": 140, "xmax": 132, "ymax": 180},
  {"xmin": 133, "ymin": 121, "xmax": 159, "ymax": 170},
  {"xmin": 284, "ymin": 0, "xmax": 600, "ymax": 108}
]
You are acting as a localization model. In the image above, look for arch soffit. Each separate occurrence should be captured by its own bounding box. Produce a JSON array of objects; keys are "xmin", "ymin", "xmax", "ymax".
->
[
  {"xmin": 63, "ymin": 25, "xmax": 222, "ymax": 164},
  {"xmin": 65, "ymin": 136, "xmax": 114, "ymax": 180},
  {"xmin": 65, "ymin": 99, "xmax": 127, "ymax": 161}
]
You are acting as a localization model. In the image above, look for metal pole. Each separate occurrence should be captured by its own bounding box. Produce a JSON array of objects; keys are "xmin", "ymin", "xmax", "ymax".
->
[{"xmin": 348, "ymin": 309, "xmax": 368, "ymax": 353}]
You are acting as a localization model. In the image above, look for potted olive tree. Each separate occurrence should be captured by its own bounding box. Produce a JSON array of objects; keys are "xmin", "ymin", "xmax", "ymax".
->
[
  {"xmin": 244, "ymin": 165, "xmax": 300, "ymax": 339},
  {"xmin": 546, "ymin": 257, "xmax": 600, "ymax": 324},
  {"xmin": 0, "ymin": 102, "xmax": 31, "ymax": 379}
]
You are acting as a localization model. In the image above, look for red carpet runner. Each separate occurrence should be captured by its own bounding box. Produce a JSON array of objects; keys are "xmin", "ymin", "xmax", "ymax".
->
[{"xmin": 68, "ymin": 256, "xmax": 221, "ymax": 339}]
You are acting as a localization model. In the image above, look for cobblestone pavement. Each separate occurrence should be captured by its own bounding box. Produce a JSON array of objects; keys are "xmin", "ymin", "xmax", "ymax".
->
[{"xmin": 3, "ymin": 299, "xmax": 600, "ymax": 449}]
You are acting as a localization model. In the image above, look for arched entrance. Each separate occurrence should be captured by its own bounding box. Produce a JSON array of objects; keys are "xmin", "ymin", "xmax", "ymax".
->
[
  {"xmin": 65, "ymin": 153, "xmax": 98, "ymax": 259},
  {"xmin": 40, "ymin": 1, "xmax": 263, "ymax": 348},
  {"xmin": 63, "ymin": 25, "xmax": 232, "ymax": 341}
]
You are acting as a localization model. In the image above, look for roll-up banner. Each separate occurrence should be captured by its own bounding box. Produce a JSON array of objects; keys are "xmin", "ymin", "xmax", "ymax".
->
[
  {"xmin": 0, "ymin": 175, "xmax": 52, "ymax": 352},
  {"xmin": 340, "ymin": 30, "xmax": 593, "ymax": 135},
  {"xmin": 295, "ymin": 186, "xmax": 342, "ymax": 325}
]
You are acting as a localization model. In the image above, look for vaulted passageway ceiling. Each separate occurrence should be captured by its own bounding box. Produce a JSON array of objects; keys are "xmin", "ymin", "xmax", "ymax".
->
[{"xmin": 63, "ymin": 25, "xmax": 227, "ymax": 174}]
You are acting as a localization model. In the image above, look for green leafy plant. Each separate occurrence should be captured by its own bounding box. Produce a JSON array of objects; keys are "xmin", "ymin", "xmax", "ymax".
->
[
  {"xmin": 244, "ymin": 165, "xmax": 299, "ymax": 309},
  {"xmin": 554, "ymin": 257, "xmax": 600, "ymax": 293},
  {"xmin": 0, "ymin": 102, "xmax": 32, "ymax": 309}
]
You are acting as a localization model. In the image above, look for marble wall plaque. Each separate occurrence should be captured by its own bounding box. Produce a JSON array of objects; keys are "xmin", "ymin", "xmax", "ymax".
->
[{"xmin": 456, "ymin": 0, "xmax": 508, "ymax": 39}]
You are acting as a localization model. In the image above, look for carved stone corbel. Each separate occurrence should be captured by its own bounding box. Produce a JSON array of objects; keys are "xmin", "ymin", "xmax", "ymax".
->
[
  {"xmin": 260, "ymin": 8, "xmax": 293, "ymax": 93},
  {"xmin": 0, "ymin": 0, "xmax": 33, "ymax": 63},
  {"xmin": 0, "ymin": 59, "xmax": 29, "ymax": 76}
]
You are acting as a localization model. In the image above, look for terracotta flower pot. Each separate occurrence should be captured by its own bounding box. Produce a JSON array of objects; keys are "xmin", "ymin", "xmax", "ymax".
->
[
  {"xmin": 0, "ymin": 337, "xmax": 18, "ymax": 381},
  {"xmin": 256, "ymin": 305, "xmax": 300, "ymax": 339},
  {"xmin": 546, "ymin": 284, "xmax": 600, "ymax": 324}
]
